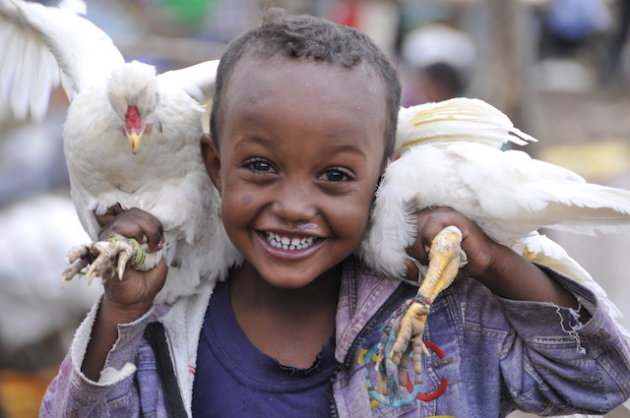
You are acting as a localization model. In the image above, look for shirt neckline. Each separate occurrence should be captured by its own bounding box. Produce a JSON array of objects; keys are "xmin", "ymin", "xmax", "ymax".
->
[{"xmin": 201, "ymin": 280, "xmax": 337, "ymax": 392}]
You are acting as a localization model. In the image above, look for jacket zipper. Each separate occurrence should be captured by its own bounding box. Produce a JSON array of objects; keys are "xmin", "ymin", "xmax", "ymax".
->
[{"xmin": 327, "ymin": 281, "xmax": 416, "ymax": 417}]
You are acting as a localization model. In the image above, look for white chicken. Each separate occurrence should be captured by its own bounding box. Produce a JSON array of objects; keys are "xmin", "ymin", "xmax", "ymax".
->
[
  {"xmin": 0, "ymin": 0, "xmax": 240, "ymax": 303},
  {"xmin": 361, "ymin": 97, "xmax": 630, "ymax": 397}
]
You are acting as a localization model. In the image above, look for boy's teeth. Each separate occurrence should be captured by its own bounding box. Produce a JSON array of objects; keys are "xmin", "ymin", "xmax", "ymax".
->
[{"xmin": 266, "ymin": 232, "xmax": 315, "ymax": 250}]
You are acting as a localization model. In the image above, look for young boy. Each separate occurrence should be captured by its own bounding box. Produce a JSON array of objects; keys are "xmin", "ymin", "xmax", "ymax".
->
[{"xmin": 41, "ymin": 9, "xmax": 630, "ymax": 417}]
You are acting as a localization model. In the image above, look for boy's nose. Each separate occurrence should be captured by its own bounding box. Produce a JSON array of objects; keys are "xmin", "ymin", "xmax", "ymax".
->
[{"xmin": 272, "ymin": 182, "xmax": 317, "ymax": 224}]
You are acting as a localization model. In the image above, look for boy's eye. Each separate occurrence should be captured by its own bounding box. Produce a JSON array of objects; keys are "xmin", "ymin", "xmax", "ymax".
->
[
  {"xmin": 319, "ymin": 168, "xmax": 353, "ymax": 182},
  {"xmin": 244, "ymin": 158, "xmax": 274, "ymax": 173}
]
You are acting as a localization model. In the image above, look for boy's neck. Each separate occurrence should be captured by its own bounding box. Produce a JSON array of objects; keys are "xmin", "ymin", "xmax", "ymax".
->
[
  {"xmin": 228, "ymin": 262, "xmax": 341, "ymax": 368},
  {"xmin": 230, "ymin": 262, "xmax": 341, "ymax": 308}
]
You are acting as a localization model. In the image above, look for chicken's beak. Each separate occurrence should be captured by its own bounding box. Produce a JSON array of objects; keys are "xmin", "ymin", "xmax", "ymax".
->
[{"xmin": 127, "ymin": 130, "xmax": 143, "ymax": 154}]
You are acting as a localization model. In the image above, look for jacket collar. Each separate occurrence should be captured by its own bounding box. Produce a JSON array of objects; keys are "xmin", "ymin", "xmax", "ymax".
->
[{"xmin": 335, "ymin": 257, "xmax": 410, "ymax": 364}]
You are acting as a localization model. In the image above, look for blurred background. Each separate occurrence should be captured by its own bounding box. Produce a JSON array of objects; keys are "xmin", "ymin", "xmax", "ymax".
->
[{"xmin": 0, "ymin": 0, "xmax": 629, "ymax": 416}]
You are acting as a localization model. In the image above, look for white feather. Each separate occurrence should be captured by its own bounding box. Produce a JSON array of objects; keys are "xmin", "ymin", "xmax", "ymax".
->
[
  {"xmin": 1, "ymin": 0, "xmax": 240, "ymax": 303},
  {"xmin": 360, "ymin": 97, "xmax": 630, "ymax": 342},
  {"xmin": 0, "ymin": 0, "xmax": 123, "ymax": 119},
  {"xmin": 58, "ymin": 0, "xmax": 86, "ymax": 15},
  {"xmin": 158, "ymin": 60, "xmax": 220, "ymax": 103},
  {"xmin": 395, "ymin": 97, "xmax": 537, "ymax": 150},
  {"xmin": 364, "ymin": 98, "xmax": 630, "ymax": 272}
]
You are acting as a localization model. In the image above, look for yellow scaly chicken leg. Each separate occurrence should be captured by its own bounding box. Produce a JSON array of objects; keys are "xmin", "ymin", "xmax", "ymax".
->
[{"xmin": 376, "ymin": 226, "xmax": 464, "ymax": 398}]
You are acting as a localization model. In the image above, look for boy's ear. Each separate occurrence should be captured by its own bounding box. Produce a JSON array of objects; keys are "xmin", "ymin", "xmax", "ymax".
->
[{"xmin": 200, "ymin": 133, "xmax": 222, "ymax": 193}]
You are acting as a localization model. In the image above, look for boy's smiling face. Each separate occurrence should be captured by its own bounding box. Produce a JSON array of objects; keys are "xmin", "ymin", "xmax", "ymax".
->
[{"xmin": 206, "ymin": 56, "xmax": 387, "ymax": 289}]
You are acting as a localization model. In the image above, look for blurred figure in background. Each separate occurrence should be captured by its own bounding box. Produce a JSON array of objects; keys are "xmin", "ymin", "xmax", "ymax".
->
[
  {"xmin": 604, "ymin": 0, "xmax": 630, "ymax": 87},
  {"xmin": 399, "ymin": 22, "xmax": 475, "ymax": 105},
  {"xmin": 535, "ymin": 0, "xmax": 612, "ymax": 92},
  {"xmin": 539, "ymin": 0, "xmax": 611, "ymax": 59},
  {"xmin": 412, "ymin": 61, "xmax": 465, "ymax": 103},
  {"xmin": 327, "ymin": 0, "xmax": 402, "ymax": 58}
]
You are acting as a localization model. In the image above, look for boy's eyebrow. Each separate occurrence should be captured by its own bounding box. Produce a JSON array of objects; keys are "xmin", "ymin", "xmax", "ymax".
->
[
  {"xmin": 234, "ymin": 136, "xmax": 368, "ymax": 159},
  {"xmin": 323, "ymin": 144, "xmax": 368, "ymax": 159},
  {"xmin": 233, "ymin": 136, "xmax": 273, "ymax": 149}
]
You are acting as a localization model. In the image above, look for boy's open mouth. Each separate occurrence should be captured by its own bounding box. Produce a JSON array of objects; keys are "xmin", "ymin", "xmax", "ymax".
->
[{"xmin": 264, "ymin": 231, "xmax": 318, "ymax": 251}]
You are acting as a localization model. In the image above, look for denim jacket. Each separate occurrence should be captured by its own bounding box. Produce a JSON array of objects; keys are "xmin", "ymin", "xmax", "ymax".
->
[{"xmin": 41, "ymin": 258, "xmax": 630, "ymax": 417}]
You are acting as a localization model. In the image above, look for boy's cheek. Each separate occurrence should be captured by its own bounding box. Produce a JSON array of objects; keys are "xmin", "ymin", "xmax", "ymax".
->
[
  {"xmin": 240, "ymin": 194, "xmax": 254, "ymax": 207},
  {"xmin": 334, "ymin": 198, "xmax": 372, "ymax": 237}
]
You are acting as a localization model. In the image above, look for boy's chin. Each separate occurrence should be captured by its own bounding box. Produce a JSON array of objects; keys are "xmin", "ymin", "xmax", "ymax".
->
[
  {"xmin": 255, "ymin": 264, "xmax": 342, "ymax": 291},
  {"xmin": 262, "ymin": 272, "xmax": 325, "ymax": 290}
]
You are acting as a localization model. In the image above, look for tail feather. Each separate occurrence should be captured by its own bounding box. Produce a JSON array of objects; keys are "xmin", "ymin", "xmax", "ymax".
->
[
  {"xmin": 531, "ymin": 180, "xmax": 630, "ymax": 234},
  {"xmin": 396, "ymin": 98, "xmax": 537, "ymax": 151}
]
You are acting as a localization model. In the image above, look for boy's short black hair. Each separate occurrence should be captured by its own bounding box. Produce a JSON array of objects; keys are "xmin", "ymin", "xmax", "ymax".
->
[{"xmin": 210, "ymin": 8, "xmax": 401, "ymax": 157}]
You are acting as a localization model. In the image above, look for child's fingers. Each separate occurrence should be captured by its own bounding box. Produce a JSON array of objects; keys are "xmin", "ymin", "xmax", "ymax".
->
[
  {"xmin": 106, "ymin": 258, "xmax": 168, "ymax": 307},
  {"xmin": 145, "ymin": 258, "xmax": 168, "ymax": 289},
  {"xmin": 94, "ymin": 204, "xmax": 123, "ymax": 226},
  {"xmin": 407, "ymin": 207, "xmax": 459, "ymax": 264},
  {"xmin": 403, "ymin": 258, "xmax": 420, "ymax": 283},
  {"xmin": 128, "ymin": 209, "xmax": 163, "ymax": 251},
  {"xmin": 98, "ymin": 207, "xmax": 164, "ymax": 251},
  {"xmin": 405, "ymin": 242, "xmax": 429, "ymax": 266}
]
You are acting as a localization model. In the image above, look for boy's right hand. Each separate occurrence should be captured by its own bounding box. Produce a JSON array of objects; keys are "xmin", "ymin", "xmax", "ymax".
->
[{"xmin": 95, "ymin": 206, "xmax": 168, "ymax": 321}]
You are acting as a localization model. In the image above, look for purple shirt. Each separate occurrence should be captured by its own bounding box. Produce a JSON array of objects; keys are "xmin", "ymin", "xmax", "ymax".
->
[{"xmin": 192, "ymin": 280, "xmax": 336, "ymax": 417}]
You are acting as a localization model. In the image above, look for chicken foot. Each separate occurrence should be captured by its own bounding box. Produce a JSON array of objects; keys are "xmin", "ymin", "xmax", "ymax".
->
[
  {"xmin": 375, "ymin": 226, "xmax": 464, "ymax": 398},
  {"xmin": 61, "ymin": 234, "xmax": 146, "ymax": 285}
]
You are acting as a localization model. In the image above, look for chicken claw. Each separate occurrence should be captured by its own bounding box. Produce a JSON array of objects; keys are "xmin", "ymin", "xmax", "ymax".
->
[
  {"xmin": 375, "ymin": 226, "xmax": 464, "ymax": 398},
  {"xmin": 61, "ymin": 245, "xmax": 92, "ymax": 285},
  {"xmin": 61, "ymin": 234, "xmax": 146, "ymax": 285}
]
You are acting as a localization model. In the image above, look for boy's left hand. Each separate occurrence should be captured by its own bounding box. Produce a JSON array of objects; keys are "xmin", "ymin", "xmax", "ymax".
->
[
  {"xmin": 405, "ymin": 206, "xmax": 582, "ymax": 311},
  {"xmin": 403, "ymin": 206, "xmax": 503, "ymax": 283}
]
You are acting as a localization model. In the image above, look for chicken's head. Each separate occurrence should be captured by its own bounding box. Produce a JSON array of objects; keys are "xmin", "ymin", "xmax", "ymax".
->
[{"xmin": 107, "ymin": 61, "xmax": 161, "ymax": 154}]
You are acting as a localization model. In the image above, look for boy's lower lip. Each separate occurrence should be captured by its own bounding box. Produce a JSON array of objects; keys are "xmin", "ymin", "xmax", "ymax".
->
[{"xmin": 255, "ymin": 230, "xmax": 324, "ymax": 260}]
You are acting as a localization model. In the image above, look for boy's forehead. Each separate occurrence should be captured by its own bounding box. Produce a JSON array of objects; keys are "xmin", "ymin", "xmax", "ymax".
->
[
  {"xmin": 219, "ymin": 55, "xmax": 388, "ymax": 155},
  {"xmin": 225, "ymin": 55, "xmax": 386, "ymax": 115}
]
